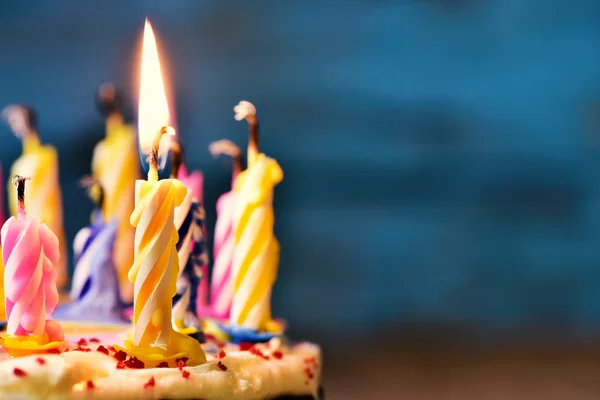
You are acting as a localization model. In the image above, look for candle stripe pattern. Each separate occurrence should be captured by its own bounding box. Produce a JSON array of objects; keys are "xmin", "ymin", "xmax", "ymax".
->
[
  {"xmin": 129, "ymin": 178, "xmax": 187, "ymax": 347},
  {"xmin": 210, "ymin": 189, "xmax": 237, "ymax": 319},
  {"xmin": 230, "ymin": 154, "xmax": 283, "ymax": 330},
  {"xmin": 172, "ymin": 189, "xmax": 208, "ymax": 328},
  {"xmin": 1, "ymin": 216, "xmax": 60, "ymax": 336}
]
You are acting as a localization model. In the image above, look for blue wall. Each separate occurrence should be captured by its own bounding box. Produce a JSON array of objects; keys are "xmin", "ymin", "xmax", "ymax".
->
[{"xmin": 1, "ymin": 0, "xmax": 600, "ymax": 334}]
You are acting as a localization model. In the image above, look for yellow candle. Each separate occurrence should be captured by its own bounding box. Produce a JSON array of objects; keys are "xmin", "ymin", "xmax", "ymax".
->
[
  {"xmin": 230, "ymin": 102, "xmax": 283, "ymax": 331},
  {"xmin": 121, "ymin": 20, "xmax": 205, "ymax": 367},
  {"xmin": 3, "ymin": 107, "xmax": 67, "ymax": 289},
  {"xmin": 92, "ymin": 91, "xmax": 140, "ymax": 302}
]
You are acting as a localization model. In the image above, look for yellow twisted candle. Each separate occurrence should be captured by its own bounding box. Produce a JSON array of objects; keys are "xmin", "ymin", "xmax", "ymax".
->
[
  {"xmin": 92, "ymin": 83, "xmax": 140, "ymax": 302},
  {"xmin": 230, "ymin": 101, "xmax": 283, "ymax": 331},
  {"xmin": 3, "ymin": 106, "xmax": 67, "ymax": 290},
  {"xmin": 121, "ymin": 20, "xmax": 205, "ymax": 367}
]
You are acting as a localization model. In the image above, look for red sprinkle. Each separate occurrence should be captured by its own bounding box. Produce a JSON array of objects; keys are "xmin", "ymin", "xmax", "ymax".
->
[
  {"xmin": 218, "ymin": 350, "xmax": 226, "ymax": 359},
  {"xmin": 89, "ymin": 338, "xmax": 100, "ymax": 343},
  {"xmin": 272, "ymin": 351, "xmax": 283, "ymax": 360},
  {"xmin": 239, "ymin": 342, "xmax": 254, "ymax": 351},
  {"xmin": 113, "ymin": 350, "xmax": 127, "ymax": 361},
  {"xmin": 96, "ymin": 345, "xmax": 109, "ymax": 355},
  {"xmin": 77, "ymin": 338, "xmax": 88, "ymax": 346},
  {"xmin": 75, "ymin": 346, "xmax": 91, "ymax": 353},
  {"xmin": 13, "ymin": 368, "xmax": 27, "ymax": 377},
  {"xmin": 124, "ymin": 357, "xmax": 145, "ymax": 369},
  {"xmin": 46, "ymin": 348, "xmax": 61, "ymax": 354},
  {"xmin": 86, "ymin": 380, "xmax": 95, "ymax": 390},
  {"xmin": 217, "ymin": 361, "xmax": 227, "ymax": 371},
  {"xmin": 182, "ymin": 370, "xmax": 191, "ymax": 379},
  {"xmin": 177, "ymin": 360, "xmax": 185, "ymax": 370},
  {"xmin": 116, "ymin": 361, "xmax": 126, "ymax": 369},
  {"xmin": 176, "ymin": 357, "xmax": 189, "ymax": 365},
  {"xmin": 35, "ymin": 358, "xmax": 46, "ymax": 365},
  {"xmin": 108, "ymin": 346, "xmax": 116, "ymax": 353},
  {"xmin": 156, "ymin": 362, "xmax": 169, "ymax": 368},
  {"xmin": 249, "ymin": 347, "xmax": 269, "ymax": 360},
  {"xmin": 144, "ymin": 376, "xmax": 156, "ymax": 389}
]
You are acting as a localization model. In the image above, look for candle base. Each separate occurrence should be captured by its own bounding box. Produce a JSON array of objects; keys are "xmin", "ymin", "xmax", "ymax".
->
[
  {"xmin": 0, "ymin": 334, "xmax": 64, "ymax": 357},
  {"xmin": 215, "ymin": 319, "xmax": 286, "ymax": 344},
  {"xmin": 114, "ymin": 330, "xmax": 206, "ymax": 368}
]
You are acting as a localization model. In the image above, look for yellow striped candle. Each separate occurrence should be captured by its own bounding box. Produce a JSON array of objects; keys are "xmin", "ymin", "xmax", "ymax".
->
[
  {"xmin": 124, "ymin": 20, "xmax": 205, "ymax": 366},
  {"xmin": 230, "ymin": 102, "xmax": 283, "ymax": 331},
  {"xmin": 93, "ymin": 85, "xmax": 140, "ymax": 302}
]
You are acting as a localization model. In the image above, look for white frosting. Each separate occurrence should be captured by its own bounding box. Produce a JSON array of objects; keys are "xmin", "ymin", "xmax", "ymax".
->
[{"xmin": 0, "ymin": 338, "xmax": 321, "ymax": 400}]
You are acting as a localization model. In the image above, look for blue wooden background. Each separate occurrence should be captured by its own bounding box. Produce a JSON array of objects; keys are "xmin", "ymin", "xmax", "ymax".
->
[{"xmin": 1, "ymin": 0, "xmax": 600, "ymax": 335}]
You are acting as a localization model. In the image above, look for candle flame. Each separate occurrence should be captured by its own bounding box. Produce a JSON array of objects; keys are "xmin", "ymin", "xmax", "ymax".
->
[{"xmin": 138, "ymin": 19, "xmax": 173, "ymax": 165}]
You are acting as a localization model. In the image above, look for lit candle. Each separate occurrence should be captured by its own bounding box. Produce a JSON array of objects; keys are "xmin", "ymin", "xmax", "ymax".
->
[
  {"xmin": 2, "ymin": 106, "xmax": 67, "ymax": 290},
  {"xmin": 57, "ymin": 177, "xmax": 121, "ymax": 322},
  {"xmin": 208, "ymin": 139, "xmax": 242, "ymax": 319},
  {"xmin": 230, "ymin": 101, "xmax": 283, "ymax": 331},
  {"xmin": 93, "ymin": 83, "xmax": 141, "ymax": 303},
  {"xmin": 1, "ymin": 176, "xmax": 64, "ymax": 355},
  {"xmin": 170, "ymin": 142, "xmax": 208, "ymax": 336},
  {"xmin": 122, "ymin": 20, "xmax": 205, "ymax": 366}
]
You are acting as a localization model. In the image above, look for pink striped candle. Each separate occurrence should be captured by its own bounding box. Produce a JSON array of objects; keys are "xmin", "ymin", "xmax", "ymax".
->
[
  {"xmin": 1, "ymin": 176, "xmax": 63, "ymax": 342},
  {"xmin": 208, "ymin": 140, "xmax": 242, "ymax": 319}
]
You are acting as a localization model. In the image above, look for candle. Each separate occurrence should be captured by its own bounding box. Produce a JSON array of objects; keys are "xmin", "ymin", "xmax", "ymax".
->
[
  {"xmin": 57, "ymin": 177, "xmax": 122, "ymax": 322},
  {"xmin": 0, "ymin": 164, "xmax": 5, "ymax": 321},
  {"xmin": 208, "ymin": 139, "xmax": 242, "ymax": 319},
  {"xmin": 170, "ymin": 142, "xmax": 208, "ymax": 336},
  {"xmin": 230, "ymin": 101, "xmax": 283, "ymax": 331},
  {"xmin": 2, "ymin": 106, "xmax": 68, "ymax": 290},
  {"xmin": 93, "ymin": 83, "xmax": 140, "ymax": 303},
  {"xmin": 1, "ymin": 176, "xmax": 64, "ymax": 355},
  {"xmin": 122, "ymin": 20, "xmax": 205, "ymax": 366}
]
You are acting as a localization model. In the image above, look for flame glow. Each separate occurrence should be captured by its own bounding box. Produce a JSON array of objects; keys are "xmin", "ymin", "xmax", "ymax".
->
[{"xmin": 138, "ymin": 19, "xmax": 172, "ymax": 161}]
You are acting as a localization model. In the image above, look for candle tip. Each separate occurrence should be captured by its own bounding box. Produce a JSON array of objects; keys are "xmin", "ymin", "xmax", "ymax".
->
[
  {"xmin": 12, "ymin": 175, "xmax": 31, "ymax": 213},
  {"xmin": 96, "ymin": 83, "xmax": 123, "ymax": 118},
  {"xmin": 209, "ymin": 140, "xmax": 241, "ymax": 158},
  {"xmin": 233, "ymin": 101, "xmax": 256, "ymax": 122},
  {"xmin": 2, "ymin": 105, "xmax": 38, "ymax": 139}
]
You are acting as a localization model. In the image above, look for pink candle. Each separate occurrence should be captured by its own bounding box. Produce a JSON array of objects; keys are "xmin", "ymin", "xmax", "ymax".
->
[
  {"xmin": 208, "ymin": 140, "xmax": 242, "ymax": 319},
  {"xmin": 1, "ymin": 176, "xmax": 63, "ymax": 342}
]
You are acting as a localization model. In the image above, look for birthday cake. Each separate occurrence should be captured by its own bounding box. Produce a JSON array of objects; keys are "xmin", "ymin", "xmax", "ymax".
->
[{"xmin": 0, "ymin": 21, "xmax": 322, "ymax": 400}]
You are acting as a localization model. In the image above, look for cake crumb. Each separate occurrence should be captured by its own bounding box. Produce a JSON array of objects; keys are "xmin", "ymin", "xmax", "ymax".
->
[
  {"xmin": 124, "ymin": 356, "xmax": 145, "ymax": 369},
  {"xmin": 217, "ymin": 361, "xmax": 227, "ymax": 371},
  {"xmin": 89, "ymin": 338, "xmax": 100, "ymax": 343},
  {"xmin": 46, "ymin": 348, "xmax": 61, "ymax": 354},
  {"xmin": 156, "ymin": 362, "xmax": 169, "ymax": 368},
  {"xmin": 177, "ymin": 360, "xmax": 185, "ymax": 370},
  {"xmin": 35, "ymin": 357, "xmax": 46, "ymax": 365},
  {"xmin": 218, "ymin": 350, "xmax": 226, "ymax": 359},
  {"xmin": 239, "ymin": 342, "xmax": 254, "ymax": 351},
  {"xmin": 272, "ymin": 351, "xmax": 283, "ymax": 360},
  {"xmin": 13, "ymin": 368, "xmax": 27, "ymax": 377},
  {"xmin": 77, "ymin": 338, "xmax": 88, "ymax": 346},
  {"xmin": 144, "ymin": 376, "xmax": 156, "ymax": 389},
  {"xmin": 86, "ymin": 380, "xmax": 95, "ymax": 390},
  {"xmin": 116, "ymin": 361, "xmax": 126, "ymax": 369},
  {"xmin": 182, "ymin": 370, "xmax": 191, "ymax": 379},
  {"xmin": 96, "ymin": 345, "xmax": 109, "ymax": 355}
]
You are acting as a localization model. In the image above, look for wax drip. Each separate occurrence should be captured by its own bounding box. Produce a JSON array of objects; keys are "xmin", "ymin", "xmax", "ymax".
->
[
  {"xmin": 149, "ymin": 125, "xmax": 174, "ymax": 181},
  {"xmin": 12, "ymin": 175, "xmax": 31, "ymax": 217}
]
